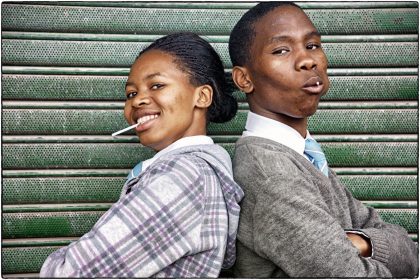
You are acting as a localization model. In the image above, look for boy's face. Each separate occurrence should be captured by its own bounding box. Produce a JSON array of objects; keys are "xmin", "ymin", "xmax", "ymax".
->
[
  {"xmin": 124, "ymin": 50, "xmax": 202, "ymax": 151},
  {"xmin": 245, "ymin": 5, "xmax": 329, "ymax": 125}
]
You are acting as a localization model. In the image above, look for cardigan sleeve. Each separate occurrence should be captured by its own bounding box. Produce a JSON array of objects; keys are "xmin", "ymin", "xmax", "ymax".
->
[
  {"xmin": 251, "ymin": 173, "xmax": 395, "ymax": 278},
  {"xmin": 342, "ymin": 184, "xmax": 418, "ymax": 277},
  {"xmin": 39, "ymin": 157, "xmax": 207, "ymax": 278}
]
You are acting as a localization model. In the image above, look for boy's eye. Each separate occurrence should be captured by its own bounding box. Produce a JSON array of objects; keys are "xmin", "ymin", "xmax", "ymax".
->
[
  {"xmin": 272, "ymin": 48, "xmax": 289, "ymax": 55},
  {"xmin": 151, "ymin": 83, "xmax": 164, "ymax": 90},
  {"xmin": 126, "ymin": 92, "xmax": 137, "ymax": 99},
  {"xmin": 307, "ymin": 43, "xmax": 320, "ymax": 50}
]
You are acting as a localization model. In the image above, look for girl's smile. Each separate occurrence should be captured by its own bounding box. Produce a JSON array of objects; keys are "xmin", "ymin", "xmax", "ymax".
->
[{"xmin": 135, "ymin": 113, "xmax": 160, "ymax": 132}]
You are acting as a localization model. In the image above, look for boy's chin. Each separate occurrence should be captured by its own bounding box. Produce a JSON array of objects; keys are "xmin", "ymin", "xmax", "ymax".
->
[{"xmin": 297, "ymin": 104, "xmax": 320, "ymax": 118}]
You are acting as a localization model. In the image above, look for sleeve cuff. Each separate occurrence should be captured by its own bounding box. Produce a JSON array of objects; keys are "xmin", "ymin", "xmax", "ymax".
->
[
  {"xmin": 345, "ymin": 230, "xmax": 373, "ymax": 258},
  {"xmin": 346, "ymin": 228, "xmax": 390, "ymax": 265}
]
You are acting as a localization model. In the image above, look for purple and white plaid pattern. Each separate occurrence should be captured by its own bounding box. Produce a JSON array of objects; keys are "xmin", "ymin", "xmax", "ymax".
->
[{"xmin": 40, "ymin": 151, "xmax": 242, "ymax": 278}]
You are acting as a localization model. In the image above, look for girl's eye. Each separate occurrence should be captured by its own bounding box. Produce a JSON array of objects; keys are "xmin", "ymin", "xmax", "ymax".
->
[
  {"xmin": 126, "ymin": 92, "xmax": 137, "ymax": 99},
  {"xmin": 151, "ymin": 83, "xmax": 164, "ymax": 90},
  {"xmin": 273, "ymin": 48, "xmax": 289, "ymax": 55}
]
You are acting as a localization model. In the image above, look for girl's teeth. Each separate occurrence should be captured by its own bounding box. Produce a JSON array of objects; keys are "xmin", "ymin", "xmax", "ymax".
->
[{"xmin": 137, "ymin": 114, "xmax": 158, "ymax": 125}]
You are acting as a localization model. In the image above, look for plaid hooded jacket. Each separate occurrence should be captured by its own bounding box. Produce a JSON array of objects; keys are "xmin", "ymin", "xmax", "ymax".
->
[{"xmin": 40, "ymin": 144, "xmax": 244, "ymax": 278}]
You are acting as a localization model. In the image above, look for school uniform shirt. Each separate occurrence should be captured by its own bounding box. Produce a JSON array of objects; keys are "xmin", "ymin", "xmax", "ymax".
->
[
  {"xmin": 243, "ymin": 111, "xmax": 314, "ymax": 161},
  {"xmin": 40, "ymin": 136, "xmax": 244, "ymax": 278}
]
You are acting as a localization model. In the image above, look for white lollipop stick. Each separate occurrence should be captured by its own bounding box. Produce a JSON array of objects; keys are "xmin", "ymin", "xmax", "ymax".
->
[{"xmin": 112, "ymin": 122, "xmax": 139, "ymax": 136}]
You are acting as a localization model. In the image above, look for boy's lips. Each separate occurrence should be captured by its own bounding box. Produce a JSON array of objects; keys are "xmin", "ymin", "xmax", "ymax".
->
[{"xmin": 302, "ymin": 76, "xmax": 324, "ymax": 94}]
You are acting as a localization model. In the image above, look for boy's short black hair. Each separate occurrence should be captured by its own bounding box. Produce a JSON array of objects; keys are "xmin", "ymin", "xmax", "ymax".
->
[{"xmin": 229, "ymin": 1, "xmax": 302, "ymax": 67}]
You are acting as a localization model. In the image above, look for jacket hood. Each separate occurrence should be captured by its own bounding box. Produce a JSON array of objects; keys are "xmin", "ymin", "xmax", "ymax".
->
[{"xmin": 165, "ymin": 144, "xmax": 244, "ymax": 269}]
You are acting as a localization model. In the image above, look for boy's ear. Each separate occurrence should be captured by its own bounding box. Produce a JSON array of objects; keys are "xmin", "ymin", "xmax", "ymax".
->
[
  {"xmin": 195, "ymin": 85, "xmax": 213, "ymax": 108},
  {"xmin": 232, "ymin": 66, "xmax": 254, "ymax": 94}
]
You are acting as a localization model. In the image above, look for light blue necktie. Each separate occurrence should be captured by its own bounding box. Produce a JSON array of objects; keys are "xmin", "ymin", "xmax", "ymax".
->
[
  {"xmin": 304, "ymin": 138, "xmax": 329, "ymax": 177},
  {"xmin": 125, "ymin": 161, "xmax": 143, "ymax": 194},
  {"xmin": 126, "ymin": 161, "xmax": 143, "ymax": 182}
]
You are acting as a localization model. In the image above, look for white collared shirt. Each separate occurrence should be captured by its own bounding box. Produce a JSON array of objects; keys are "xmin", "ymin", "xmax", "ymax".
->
[
  {"xmin": 242, "ymin": 111, "xmax": 314, "ymax": 161},
  {"xmin": 141, "ymin": 135, "xmax": 214, "ymax": 171}
]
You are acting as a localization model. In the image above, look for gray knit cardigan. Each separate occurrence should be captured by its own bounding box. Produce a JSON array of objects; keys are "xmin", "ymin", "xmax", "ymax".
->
[{"xmin": 232, "ymin": 136, "xmax": 418, "ymax": 278}]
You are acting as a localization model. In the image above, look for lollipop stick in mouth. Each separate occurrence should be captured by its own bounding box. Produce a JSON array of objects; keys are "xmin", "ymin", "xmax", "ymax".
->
[{"xmin": 112, "ymin": 122, "xmax": 139, "ymax": 136}]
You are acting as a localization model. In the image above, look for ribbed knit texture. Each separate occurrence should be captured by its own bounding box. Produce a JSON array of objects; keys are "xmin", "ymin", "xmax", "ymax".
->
[{"xmin": 233, "ymin": 136, "xmax": 418, "ymax": 278}]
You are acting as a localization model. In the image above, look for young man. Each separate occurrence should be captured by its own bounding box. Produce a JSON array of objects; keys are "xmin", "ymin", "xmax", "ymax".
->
[{"xmin": 229, "ymin": 2, "xmax": 418, "ymax": 278}]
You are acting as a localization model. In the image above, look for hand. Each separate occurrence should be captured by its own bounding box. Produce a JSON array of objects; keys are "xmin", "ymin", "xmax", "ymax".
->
[{"xmin": 346, "ymin": 233, "xmax": 372, "ymax": 257}]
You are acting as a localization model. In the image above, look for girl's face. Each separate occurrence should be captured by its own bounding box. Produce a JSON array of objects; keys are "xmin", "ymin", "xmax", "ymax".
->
[{"xmin": 124, "ymin": 50, "xmax": 206, "ymax": 151}]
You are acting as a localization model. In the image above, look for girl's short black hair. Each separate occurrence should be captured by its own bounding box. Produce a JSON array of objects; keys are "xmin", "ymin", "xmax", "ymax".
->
[
  {"xmin": 137, "ymin": 32, "xmax": 237, "ymax": 123},
  {"xmin": 229, "ymin": 2, "xmax": 301, "ymax": 67}
]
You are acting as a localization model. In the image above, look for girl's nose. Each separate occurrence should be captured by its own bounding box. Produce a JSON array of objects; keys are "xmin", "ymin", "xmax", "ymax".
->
[{"xmin": 132, "ymin": 92, "xmax": 151, "ymax": 108}]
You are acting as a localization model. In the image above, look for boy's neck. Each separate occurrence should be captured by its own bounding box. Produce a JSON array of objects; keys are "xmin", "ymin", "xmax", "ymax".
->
[{"xmin": 251, "ymin": 109, "xmax": 308, "ymax": 138}]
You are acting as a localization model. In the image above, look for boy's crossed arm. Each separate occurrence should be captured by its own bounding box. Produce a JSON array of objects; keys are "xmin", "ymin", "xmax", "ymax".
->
[{"xmin": 250, "ymin": 176, "xmax": 391, "ymax": 277}]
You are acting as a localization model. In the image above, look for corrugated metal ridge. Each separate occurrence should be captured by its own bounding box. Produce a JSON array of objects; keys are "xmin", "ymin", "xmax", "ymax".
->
[
  {"xmin": 9, "ymin": 1, "xmax": 418, "ymax": 9},
  {"xmin": 1, "ymin": 273, "xmax": 40, "ymax": 278},
  {"xmin": 2, "ymin": 169, "xmax": 132, "ymax": 177},
  {"xmin": 3, "ymin": 202, "xmax": 417, "ymax": 213},
  {"xmin": 3, "ymin": 237, "xmax": 79, "ymax": 247},
  {"xmin": 2, "ymin": 232, "xmax": 418, "ymax": 248},
  {"xmin": 3, "ymin": 203, "xmax": 113, "ymax": 212},
  {"xmin": 2, "ymin": 135, "xmax": 418, "ymax": 143},
  {"xmin": 3, "ymin": 66, "xmax": 418, "ymax": 76},
  {"xmin": 366, "ymin": 201, "xmax": 418, "ymax": 208},
  {"xmin": 2, "ymin": 168, "xmax": 418, "ymax": 177},
  {"xmin": 3, "ymin": 100, "xmax": 418, "ymax": 109},
  {"xmin": 3, "ymin": 32, "xmax": 418, "ymax": 43}
]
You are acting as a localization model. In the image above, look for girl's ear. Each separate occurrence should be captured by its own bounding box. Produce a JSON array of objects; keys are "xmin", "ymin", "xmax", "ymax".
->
[
  {"xmin": 232, "ymin": 66, "xmax": 254, "ymax": 94},
  {"xmin": 195, "ymin": 85, "xmax": 213, "ymax": 108}
]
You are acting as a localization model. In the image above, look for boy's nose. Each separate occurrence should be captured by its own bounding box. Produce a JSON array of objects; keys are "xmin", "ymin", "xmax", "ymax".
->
[{"xmin": 296, "ymin": 55, "xmax": 317, "ymax": 71}]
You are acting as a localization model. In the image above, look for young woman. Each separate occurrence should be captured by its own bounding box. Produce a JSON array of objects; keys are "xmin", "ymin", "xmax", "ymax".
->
[{"xmin": 40, "ymin": 32, "xmax": 244, "ymax": 278}]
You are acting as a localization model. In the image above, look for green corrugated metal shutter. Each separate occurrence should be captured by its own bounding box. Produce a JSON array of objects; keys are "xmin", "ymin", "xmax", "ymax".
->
[{"xmin": 2, "ymin": 1, "xmax": 418, "ymax": 277}]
